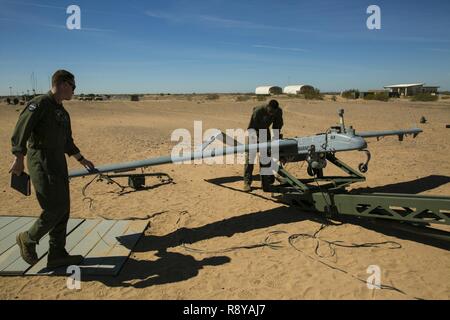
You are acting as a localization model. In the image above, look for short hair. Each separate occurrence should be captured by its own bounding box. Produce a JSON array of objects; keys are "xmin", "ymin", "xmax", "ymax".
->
[
  {"xmin": 268, "ymin": 99, "xmax": 279, "ymax": 109},
  {"xmin": 51, "ymin": 70, "xmax": 75, "ymax": 87}
]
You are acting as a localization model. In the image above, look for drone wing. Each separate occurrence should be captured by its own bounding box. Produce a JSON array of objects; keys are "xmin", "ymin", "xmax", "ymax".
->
[{"xmin": 356, "ymin": 128, "xmax": 422, "ymax": 140}]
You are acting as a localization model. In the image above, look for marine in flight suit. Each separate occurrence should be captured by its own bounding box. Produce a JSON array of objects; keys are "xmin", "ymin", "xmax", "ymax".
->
[
  {"xmin": 10, "ymin": 70, "xmax": 95, "ymax": 268},
  {"xmin": 243, "ymin": 99, "xmax": 283, "ymax": 192}
]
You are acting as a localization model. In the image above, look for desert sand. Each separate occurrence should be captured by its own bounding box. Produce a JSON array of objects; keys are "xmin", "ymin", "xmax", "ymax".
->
[{"xmin": 0, "ymin": 95, "xmax": 449, "ymax": 299}]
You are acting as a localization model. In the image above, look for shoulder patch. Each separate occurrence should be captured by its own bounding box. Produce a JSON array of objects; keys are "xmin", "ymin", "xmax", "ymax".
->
[{"xmin": 28, "ymin": 103, "xmax": 37, "ymax": 112}]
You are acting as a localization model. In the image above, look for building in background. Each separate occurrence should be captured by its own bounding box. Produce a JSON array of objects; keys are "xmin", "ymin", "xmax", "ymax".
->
[
  {"xmin": 255, "ymin": 86, "xmax": 283, "ymax": 95},
  {"xmin": 283, "ymin": 85, "xmax": 314, "ymax": 95},
  {"xmin": 383, "ymin": 83, "xmax": 440, "ymax": 96}
]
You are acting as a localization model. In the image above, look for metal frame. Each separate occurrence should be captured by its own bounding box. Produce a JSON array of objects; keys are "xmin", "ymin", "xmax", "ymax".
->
[
  {"xmin": 271, "ymin": 155, "xmax": 450, "ymax": 226},
  {"xmin": 273, "ymin": 153, "xmax": 365, "ymax": 193}
]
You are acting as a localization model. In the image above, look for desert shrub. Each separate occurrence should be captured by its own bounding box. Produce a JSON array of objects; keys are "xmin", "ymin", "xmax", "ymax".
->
[
  {"xmin": 256, "ymin": 95, "xmax": 267, "ymax": 101},
  {"xmin": 331, "ymin": 95, "xmax": 337, "ymax": 102},
  {"xmin": 410, "ymin": 93, "xmax": 439, "ymax": 102},
  {"xmin": 304, "ymin": 88, "xmax": 323, "ymax": 100},
  {"xmin": 206, "ymin": 94, "xmax": 220, "ymax": 100},
  {"xmin": 364, "ymin": 92, "xmax": 389, "ymax": 102},
  {"xmin": 286, "ymin": 94, "xmax": 304, "ymax": 99},
  {"xmin": 341, "ymin": 89, "xmax": 360, "ymax": 99},
  {"xmin": 441, "ymin": 95, "xmax": 450, "ymax": 100},
  {"xmin": 235, "ymin": 95, "xmax": 251, "ymax": 102}
]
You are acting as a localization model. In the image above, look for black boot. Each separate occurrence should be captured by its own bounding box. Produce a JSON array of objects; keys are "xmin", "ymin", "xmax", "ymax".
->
[{"xmin": 47, "ymin": 248, "xmax": 83, "ymax": 268}]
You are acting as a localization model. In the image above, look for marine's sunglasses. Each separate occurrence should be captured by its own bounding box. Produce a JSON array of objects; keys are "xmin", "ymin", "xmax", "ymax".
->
[{"xmin": 66, "ymin": 81, "xmax": 76, "ymax": 90}]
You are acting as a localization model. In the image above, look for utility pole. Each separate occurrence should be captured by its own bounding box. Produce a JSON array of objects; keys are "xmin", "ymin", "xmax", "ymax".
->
[{"xmin": 9, "ymin": 86, "xmax": 12, "ymax": 96}]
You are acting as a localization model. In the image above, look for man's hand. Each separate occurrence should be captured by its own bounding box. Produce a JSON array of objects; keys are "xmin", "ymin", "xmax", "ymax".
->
[
  {"xmin": 73, "ymin": 152, "xmax": 95, "ymax": 171},
  {"xmin": 80, "ymin": 158, "xmax": 95, "ymax": 171},
  {"xmin": 9, "ymin": 154, "xmax": 25, "ymax": 176}
]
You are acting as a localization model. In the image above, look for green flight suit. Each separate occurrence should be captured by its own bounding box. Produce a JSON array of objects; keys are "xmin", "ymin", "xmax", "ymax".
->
[
  {"xmin": 244, "ymin": 105, "xmax": 283, "ymax": 187},
  {"xmin": 11, "ymin": 91, "xmax": 80, "ymax": 252}
]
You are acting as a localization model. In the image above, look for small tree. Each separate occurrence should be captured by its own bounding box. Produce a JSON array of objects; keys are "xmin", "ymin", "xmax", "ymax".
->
[{"xmin": 304, "ymin": 88, "xmax": 323, "ymax": 100}]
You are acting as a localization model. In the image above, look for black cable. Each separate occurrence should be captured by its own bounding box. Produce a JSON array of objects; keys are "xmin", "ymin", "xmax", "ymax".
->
[
  {"xmin": 81, "ymin": 173, "xmax": 132, "ymax": 209},
  {"xmin": 181, "ymin": 231, "xmax": 285, "ymax": 254},
  {"xmin": 286, "ymin": 221, "xmax": 424, "ymax": 299}
]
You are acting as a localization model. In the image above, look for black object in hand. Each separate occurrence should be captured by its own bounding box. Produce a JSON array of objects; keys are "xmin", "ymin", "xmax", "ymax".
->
[{"xmin": 10, "ymin": 172, "xmax": 31, "ymax": 196}]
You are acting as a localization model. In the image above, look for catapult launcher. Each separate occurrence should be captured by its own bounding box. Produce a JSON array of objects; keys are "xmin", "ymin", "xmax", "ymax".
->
[{"xmin": 69, "ymin": 109, "xmax": 450, "ymax": 234}]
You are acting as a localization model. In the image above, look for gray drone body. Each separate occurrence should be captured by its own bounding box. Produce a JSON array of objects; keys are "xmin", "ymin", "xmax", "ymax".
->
[{"xmin": 69, "ymin": 110, "xmax": 422, "ymax": 178}]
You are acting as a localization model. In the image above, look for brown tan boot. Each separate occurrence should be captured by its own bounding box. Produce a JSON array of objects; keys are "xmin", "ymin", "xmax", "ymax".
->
[{"xmin": 16, "ymin": 232, "xmax": 38, "ymax": 265}]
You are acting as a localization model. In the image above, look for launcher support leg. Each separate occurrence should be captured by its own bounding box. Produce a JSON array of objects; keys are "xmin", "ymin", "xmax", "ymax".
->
[{"xmin": 282, "ymin": 191, "xmax": 450, "ymax": 226}]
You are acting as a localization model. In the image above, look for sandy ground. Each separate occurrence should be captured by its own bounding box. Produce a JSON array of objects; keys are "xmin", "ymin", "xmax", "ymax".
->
[{"xmin": 0, "ymin": 95, "xmax": 449, "ymax": 300}]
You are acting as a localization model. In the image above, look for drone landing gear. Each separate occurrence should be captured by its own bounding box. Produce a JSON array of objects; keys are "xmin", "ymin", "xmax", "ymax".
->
[{"xmin": 358, "ymin": 150, "xmax": 371, "ymax": 173}]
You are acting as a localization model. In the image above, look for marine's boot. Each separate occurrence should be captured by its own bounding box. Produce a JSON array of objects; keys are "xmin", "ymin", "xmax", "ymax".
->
[
  {"xmin": 47, "ymin": 248, "xmax": 83, "ymax": 268},
  {"xmin": 243, "ymin": 182, "xmax": 252, "ymax": 192},
  {"xmin": 16, "ymin": 232, "xmax": 38, "ymax": 265},
  {"xmin": 275, "ymin": 175, "xmax": 288, "ymax": 184}
]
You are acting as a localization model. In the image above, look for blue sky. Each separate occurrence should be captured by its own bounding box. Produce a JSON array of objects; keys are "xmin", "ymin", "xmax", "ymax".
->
[{"xmin": 1, "ymin": 0, "xmax": 449, "ymax": 95}]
